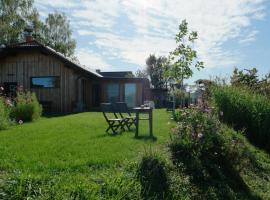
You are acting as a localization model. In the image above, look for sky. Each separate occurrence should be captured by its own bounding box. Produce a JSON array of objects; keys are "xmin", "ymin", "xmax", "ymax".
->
[{"xmin": 35, "ymin": 0, "xmax": 270, "ymax": 83}]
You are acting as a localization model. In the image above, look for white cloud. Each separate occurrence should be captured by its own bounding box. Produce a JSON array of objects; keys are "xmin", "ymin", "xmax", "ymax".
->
[
  {"xmin": 35, "ymin": 0, "xmax": 267, "ymax": 70},
  {"xmin": 239, "ymin": 30, "xmax": 259, "ymax": 44},
  {"xmin": 75, "ymin": 48, "xmax": 111, "ymax": 71}
]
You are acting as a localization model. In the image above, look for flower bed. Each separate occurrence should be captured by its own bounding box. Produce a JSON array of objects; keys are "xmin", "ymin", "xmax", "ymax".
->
[{"xmin": 0, "ymin": 86, "xmax": 42, "ymax": 128}]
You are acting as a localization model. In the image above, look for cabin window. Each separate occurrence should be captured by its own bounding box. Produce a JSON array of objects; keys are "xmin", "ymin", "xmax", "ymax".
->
[
  {"xmin": 31, "ymin": 76, "xmax": 60, "ymax": 88},
  {"xmin": 124, "ymin": 83, "xmax": 136, "ymax": 107},
  {"xmin": 106, "ymin": 83, "xmax": 119, "ymax": 103}
]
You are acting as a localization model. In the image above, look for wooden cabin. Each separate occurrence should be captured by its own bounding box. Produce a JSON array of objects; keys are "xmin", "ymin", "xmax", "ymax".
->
[{"xmin": 0, "ymin": 39, "xmax": 150, "ymax": 113}]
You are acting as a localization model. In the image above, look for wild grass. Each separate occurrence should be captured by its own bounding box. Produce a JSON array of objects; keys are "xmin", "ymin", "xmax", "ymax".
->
[{"xmin": 211, "ymin": 86, "xmax": 270, "ymax": 152}]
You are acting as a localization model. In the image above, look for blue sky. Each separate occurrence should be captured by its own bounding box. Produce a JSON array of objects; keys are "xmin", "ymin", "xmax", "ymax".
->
[{"xmin": 35, "ymin": 0, "xmax": 270, "ymax": 83}]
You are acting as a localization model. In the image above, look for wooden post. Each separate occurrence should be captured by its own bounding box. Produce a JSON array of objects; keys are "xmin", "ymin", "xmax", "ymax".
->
[
  {"xmin": 135, "ymin": 111, "xmax": 139, "ymax": 138},
  {"xmin": 149, "ymin": 108, "xmax": 153, "ymax": 137}
]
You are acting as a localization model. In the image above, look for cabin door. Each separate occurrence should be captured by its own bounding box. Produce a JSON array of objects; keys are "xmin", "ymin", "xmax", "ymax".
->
[
  {"xmin": 81, "ymin": 79, "xmax": 87, "ymax": 105},
  {"xmin": 92, "ymin": 84, "xmax": 101, "ymax": 107}
]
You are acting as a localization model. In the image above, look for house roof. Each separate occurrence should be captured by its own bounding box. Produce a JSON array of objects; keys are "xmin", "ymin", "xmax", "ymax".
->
[
  {"xmin": 99, "ymin": 71, "xmax": 133, "ymax": 78},
  {"xmin": 1, "ymin": 40, "xmax": 103, "ymax": 78},
  {"xmin": 0, "ymin": 40, "xmax": 150, "ymax": 84}
]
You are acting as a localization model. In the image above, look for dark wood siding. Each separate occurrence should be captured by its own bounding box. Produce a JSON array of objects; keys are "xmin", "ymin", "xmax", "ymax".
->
[
  {"xmin": 0, "ymin": 49, "xmax": 150, "ymax": 112},
  {"xmin": 0, "ymin": 50, "xmax": 80, "ymax": 113}
]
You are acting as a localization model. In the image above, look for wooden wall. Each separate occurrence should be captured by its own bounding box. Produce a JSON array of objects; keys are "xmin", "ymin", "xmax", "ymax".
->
[
  {"xmin": 0, "ymin": 49, "xmax": 150, "ymax": 112},
  {"xmin": 0, "ymin": 50, "xmax": 81, "ymax": 113}
]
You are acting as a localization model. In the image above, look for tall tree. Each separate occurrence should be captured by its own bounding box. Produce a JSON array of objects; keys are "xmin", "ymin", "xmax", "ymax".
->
[
  {"xmin": 135, "ymin": 69, "xmax": 148, "ymax": 78},
  {"xmin": 0, "ymin": 2, "xmax": 76, "ymax": 57},
  {"xmin": 43, "ymin": 12, "xmax": 76, "ymax": 57},
  {"xmin": 167, "ymin": 19, "xmax": 203, "ymax": 87},
  {"xmin": 231, "ymin": 67, "xmax": 259, "ymax": 88},
  {"xmin": 0, "ymin": 0, "xmax": 35, "ymax": 44},
  {"xmin": 146, "ymin": 54, "xmax": 169, "ymax": 89}
]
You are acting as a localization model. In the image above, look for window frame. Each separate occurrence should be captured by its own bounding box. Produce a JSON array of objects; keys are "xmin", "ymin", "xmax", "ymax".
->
[{"xmin": 30, "ymin": 76, "xmax": 60, "ymax": 88}]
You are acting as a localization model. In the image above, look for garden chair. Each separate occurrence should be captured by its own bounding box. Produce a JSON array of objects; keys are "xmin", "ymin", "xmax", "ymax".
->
[
  {"xmin": 114, "ymin": 102, "xmax": 136, "ymax": 131},
  {"xmin": 101, "ymin": 103, "xmax": 126, "ymax": 134}
]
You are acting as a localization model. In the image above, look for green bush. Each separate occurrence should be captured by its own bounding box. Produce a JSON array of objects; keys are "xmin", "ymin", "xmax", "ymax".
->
[
  {"xmin": 169, "ymin": 108, "xmax": 257, "ymax": 199},
  {"xmin": 170, "ymin": 108, "xmax": 223, "ymax": 181},
  {"xmin": 0, "ymin": 97, "xmax": 10, "ymax": 130},
  {"xmin": 211, "ymin": 86, "xmax": 270, "ymax": 151},
  {"xmin": 137, "ymin": 155, "xmax": 169, "ymax": 199},
  {"xmin": 10, "ymin": 92, "xmax": 42, "ymax": 122}
]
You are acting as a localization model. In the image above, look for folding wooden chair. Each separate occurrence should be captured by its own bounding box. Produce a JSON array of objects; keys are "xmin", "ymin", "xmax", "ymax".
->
[
  {"xmin": 101, "ymin": 103, "xmax": 126, "ymax": 134},
  {"xmin": 114, "ymin": 102, "xmax": 136, "ymax": 131}
]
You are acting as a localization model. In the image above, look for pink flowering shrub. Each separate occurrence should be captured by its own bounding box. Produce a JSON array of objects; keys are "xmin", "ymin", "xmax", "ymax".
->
[
  {"xmin": 169, "ymin": 107, "xmax": 254, "ymax": 193},
  {"xmin": 10, "ymin": 91, "xmax": 42, "ymax": 122}
]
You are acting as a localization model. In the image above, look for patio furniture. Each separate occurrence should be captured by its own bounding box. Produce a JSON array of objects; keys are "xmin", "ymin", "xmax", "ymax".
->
[
  {"xmin": 101, "ymin": 103, "xmax": 126, "ymax": 134},
  {"xmin": 114, "ymin": 102, "xmax": 136, "ymax": 131},
  {"xmin": 133, "ymin": 106, "xmax": 153, "ymax": 138},
  {"xmin": 144, "ymin": 100, "xmax": 155, "ymax": 108}
]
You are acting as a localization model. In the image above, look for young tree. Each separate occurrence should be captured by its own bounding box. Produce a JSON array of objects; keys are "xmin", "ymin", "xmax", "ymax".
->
[
  {"xmin": 167, "ymin": 20, "xmax": 204, "ymax": 87},
  {"xmin": 43, "ymin": 12, "xmax": 76, "ymax": 57}
]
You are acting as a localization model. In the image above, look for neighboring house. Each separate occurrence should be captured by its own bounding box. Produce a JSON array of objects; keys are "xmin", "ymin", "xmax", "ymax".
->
[{"xmin": 0, "ymin": 37, "xmax": 150, "ymax": 113}]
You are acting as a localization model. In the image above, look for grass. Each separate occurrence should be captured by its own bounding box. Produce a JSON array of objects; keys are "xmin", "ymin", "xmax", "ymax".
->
[
  {"xmin": 0, "ymin": 109, "xmax": 270, "ymax": 199},
  {"xmin": 0, "ymin": 109, "xmax": 174, "ymax": 199}
]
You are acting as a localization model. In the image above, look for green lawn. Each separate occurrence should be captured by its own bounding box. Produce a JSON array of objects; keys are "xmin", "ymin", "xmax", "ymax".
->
[
  {"xmin": 0, "ymin": 109, "xmax": 174, "ymax": 199},
  {"xmin": 1, "ymin": 109, "xmax": 270, "ymax": 199}
]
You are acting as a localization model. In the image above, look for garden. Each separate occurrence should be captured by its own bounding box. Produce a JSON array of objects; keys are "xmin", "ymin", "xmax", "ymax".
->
[
  {"xmin": 1, "ymin": 76, "xmax": 270, "ymax": 199},
  {"xmin": 1, "ymin": 2, "xmax": 270, "ymax": 198}
]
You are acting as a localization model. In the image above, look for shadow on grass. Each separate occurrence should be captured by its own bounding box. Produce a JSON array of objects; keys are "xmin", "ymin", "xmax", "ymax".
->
[
  {"xmin": 134, "ymin": 135, "xmax": 157, "ymax": 142},
  {"xmin": 42, "ymin": 111, "xmax": 101, "ymax": 118},
  {"xmin": 171, "ymin": 154, "xmax": 261, "ymax": 200}
]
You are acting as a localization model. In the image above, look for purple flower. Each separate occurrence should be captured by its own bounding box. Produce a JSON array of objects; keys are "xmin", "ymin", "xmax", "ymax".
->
[{"xmin": 204, "ymin": 108, "xmax": 210, "ymax": 113}]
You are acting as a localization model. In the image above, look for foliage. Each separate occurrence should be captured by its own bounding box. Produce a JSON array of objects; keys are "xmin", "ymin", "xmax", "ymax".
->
[
  {"xmin": 231, "ymin": 68, "xmax": 259, "ymax": 88},
  {"xmin": 145, "ymin": 55, "xmax": 170, "ymax": 89},
  {"xmin": 124, "ymin": 72, "xmax": 135, "ymax": 78},
  {"xmin": 10, "ymin": 91, "xmax": 42, "ymax": 122},
  {"xmin": 137, "ymin": 154, "xmax": 169, "ymax": 199},
  {"xmin": 231, "ymin": 67, "xmax": 270, "ymax": 97},
  {"xmin": 211, "ymin": 86, "xmax": 270, "ymax": 152},
  {"xmin": 170, "ymin": 88, "xmax": 189, "ymax": 108},
  {"xmin": 0, "ymin": 97, "xmax": 10, "ymax": 130},
  {"xmin": 169, "ymin": 107, "xmax": 261, "ymax": 199},
  {"xmin": 135, "ymin": 69, "xmax": 148, "ymax": 79},
  {"xmin": 195, "ymin": 79, "xmax": 215, "ymax": 102},
  {"xmin": 0, "ymin": 1, "xmax": 76, "ymax": 57},
  {"xmin": 43, "ymin": 12, "xmax": 76, "ymax": 57},
  {"xmin": 166, "ymin": 20, "xmax": 203, "ymax": 86},
  {"xmin": 0, "ymin": 0, "xmax": 35, "ymax": 44}
]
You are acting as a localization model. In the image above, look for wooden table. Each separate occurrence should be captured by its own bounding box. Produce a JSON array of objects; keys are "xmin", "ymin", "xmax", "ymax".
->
[{"xmin": 133, "ymin": 107, "xmax": 153, "ymax": 138}]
